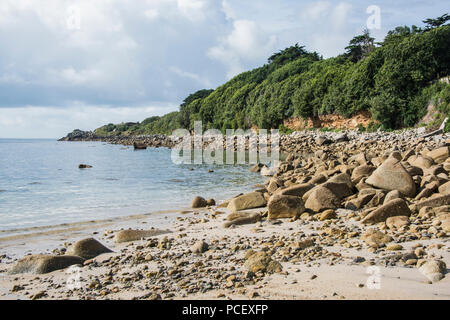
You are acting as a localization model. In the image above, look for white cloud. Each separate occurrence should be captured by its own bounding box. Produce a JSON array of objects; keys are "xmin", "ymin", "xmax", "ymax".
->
[
  {"xmin": 208, "ymin": 20, "xmax": 277, "ymax": 78},
  {"xmin": 301, "ymin": 1, "xmax": 331, "ymax": 20},
  {"xmin": 0, "ymin": 104, "xmax": 178, "ymax": 139},
  {"xmin": 169, "ymin": 66, "xmax": 211, "ymax": 87}
]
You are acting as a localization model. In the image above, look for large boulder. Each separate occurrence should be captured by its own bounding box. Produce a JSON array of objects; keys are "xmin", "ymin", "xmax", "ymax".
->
[
  {"xmin": 366, "ymin": 158, "xmax": 416, "ymax": 197},
  {"xmin": 322, "ymin": 173, "xmax": 354, "ymax": 199},
  {"xmin": 304, "ymin": 186, "xmax": 340, "ymax": 212},
  {"xmin": 361, "ymin": 199, "xmax": 411, "ymax": 224},
  {"xmin": 351, "ymin": 165, "xmax": 376, "ymax": 183},
  {"xmin": 227, "ymin": 192, "xmax": 267, "ymax": 212},
  {"xmin": 427, "ymin": 147, "xmax": 449, "ymax": 164},
  {"xmin": 276, "ymin": 183, "xmax": 314, "ymax": 198},
  {"xmin": 114, "ymin": 229, "xmax": 171, "ymax": 243},
  {"xmin": 66, "ymin": 238, "xmax": 112, "ymax": 260},
  {"xmin": 407, "ymin": 155, "xmax": 434, "ymax": 169},
  {"xmin": 268, "ymin": 194, "xmax": 305, "ymax": 219},
  {"xmin": 9, "ymin": 255, "xmax": 84, "ymax": 275},
  {"xmin": 416, "ymin": 194, "xmax": 450, "ymax": 210}
]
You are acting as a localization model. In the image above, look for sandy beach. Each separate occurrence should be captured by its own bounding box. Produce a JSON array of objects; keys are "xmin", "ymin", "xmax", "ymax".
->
[{"xmin": 1, "ymin": 204, "xmax": 449, "ymax": 300}]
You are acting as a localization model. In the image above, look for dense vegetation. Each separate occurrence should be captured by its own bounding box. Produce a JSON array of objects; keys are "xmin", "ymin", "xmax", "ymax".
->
[{"xmin": 95, "ymin": 14, "xmax": 450, "ymax": 136}]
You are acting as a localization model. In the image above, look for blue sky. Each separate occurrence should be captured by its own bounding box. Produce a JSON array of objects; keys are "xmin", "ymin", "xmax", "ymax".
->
[{"xmin": 0, "ymin": 0, "xmax": 448, "ymax": 138}]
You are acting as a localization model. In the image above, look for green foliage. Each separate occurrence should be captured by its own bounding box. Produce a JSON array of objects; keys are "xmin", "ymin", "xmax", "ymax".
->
[
  {"xmin": 94, "ymin": 16, "xmax": 450, "ymax": 135},
  {"xmin": 345, "ymin": 28, "xmax": 376, "ymax": 63}
]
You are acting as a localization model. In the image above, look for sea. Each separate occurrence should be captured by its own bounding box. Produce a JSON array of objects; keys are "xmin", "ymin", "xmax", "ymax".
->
[{"xmin": 0, "ymin": 139, "xmax": 264, "ymax": 231}]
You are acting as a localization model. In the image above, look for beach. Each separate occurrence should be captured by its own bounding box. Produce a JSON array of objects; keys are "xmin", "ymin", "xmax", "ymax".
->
[
  {"xmin": 1, "ymin": 206, "xmax": 449, "ymax": 300},
  {"xmin": 1, "ymin": 128, "xmax": 450, "ymax": 300}
]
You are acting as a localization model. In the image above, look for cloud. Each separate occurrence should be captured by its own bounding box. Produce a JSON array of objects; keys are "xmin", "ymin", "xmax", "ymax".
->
[
  {"xmin": 301, "ymin": 1, "xmax": 331, "ymax": 20},
  {"xmin": 0, "ymin": 0, "xmax": 449, "ymax": 137},
  {"xmin": 0, "ymin": 104, "xmax": 178, "ymax": 139},
  {"xmin": 208, "ymin": 20, "xmax": 277, "ymax": 78}
]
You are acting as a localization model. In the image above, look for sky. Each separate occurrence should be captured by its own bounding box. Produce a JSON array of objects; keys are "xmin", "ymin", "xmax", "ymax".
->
[{"xmin": 0, "ymin": 0, "xmax": 448, "ymax": 138}]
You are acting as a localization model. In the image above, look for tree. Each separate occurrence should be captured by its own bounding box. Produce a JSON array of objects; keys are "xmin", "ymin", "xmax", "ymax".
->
[
  {"xmin": 345, "ymin": 29, "xmax": 375, "ymax": 63},
  {"xmin": 423, "ymin": 13, "xmax": 450, "ymax": 30},
  {"xmin": 268, "ymin": 44, "xmax": 319, "ymax": 66}
]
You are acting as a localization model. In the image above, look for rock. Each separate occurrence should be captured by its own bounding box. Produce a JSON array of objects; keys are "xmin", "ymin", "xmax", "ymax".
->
[
  {"xmin": 9, "ymin": 255, "xmax": 84, "ymax": 275},
  {"xmin": 322, "ymin": 173, "xmax": 354, "ymax": 199},
  {"xmin": 249, "ymin": 163, "xmax": 264, "ymax": 173},
  {"xmin": 407, "ymin": 155, "xmax": 434, "ymax": 169},
  {"xmin": 316, "ymin": 136, "xmax": 332, "ymax": 146},
  {"xmin": 114, "ymin": 229, "xmax": 171, "ymax": 243},
  {"xmin": 427, "ymin": 147, "xmax": 449, "ymax": 164},
  {"xmin": 384, "ymin": 190, "xmax": 403, "ymax": 204},
  {"xmin": 227, "ymin": 192, "xmax": 267, "ymax": 212},
  {"xmin": 366, "ymin": 158, "xmax": 416, "ymax": 197},
  {"xmin": 292, "ymin": 239, "xmax": 315, "ymax": 249},
  {"xmin": 267, "ymin": 179, "xmax": 280, "ymax": 194},
  {"xmin": 78, "ymin": 164, "xmax": 92, "ymax": 169},
  {"xmin": 191, "ymin": 196, "xmax": 208, "ymax": 208},
  {"xmin": 66, "ymin": 238, "xmax": 112, "ymax": 260},
  {"xmin": 351, "ymin": 165, "xmax": 376, "ymax": 183},
  {"xmin": 191, "ymin": 241, "xmax": 209, "ymax": 254},
  {"xmin": 361, "ymin": 199, "xmax": 411, "ymax": 224},
  {"xmin": 276, "ymin": 183, "xmax": 314, "ymax": 198},
  {"xmin": 438, "ymin": 181, "xmax": 450, "ymax": 194},
  {"xmin": 319, "ymin": 209, "xmax": 337, "ymax": 221},
  {"xmin": 386, "ymin": 216, "xmax": 410, "ymax": 230},
  {"xmin": 244, "ymin": 251, "xmax": 282, "ymax": 274},
  {"xmin": 361, "ymin": 229, "xmax": 392, "ymax": 248},
  {"xmin": 206, "ymin": 199, "xmax": 216, "ymax": 206},
  {"xmin": 419, "ymin": 260, "xmax": 447, "ymax": 282},
  {"xmin": 267, "ymin": 194, "xmax": 305, "ymax": 219},
  {"xmin": 386, "ymin": 244, "xmax": 403, "ymax": 251},
  {"xmin": 305, "ymin": 186, "xmax": 340, "ymax": 212},
  {"xmin": 223, "ymin": 213, "xmax": 261, "ymax": 228},
  {"xmin": 133, "ymin": 142, "xmax": 147, "ymax": 150},
  {"xmin": 261, "ymin": 165, "xmax": 278, "ymax": 177},
  {"xmin": 416, "ymin": 194, "xmax": 450, "ymax": 210}
]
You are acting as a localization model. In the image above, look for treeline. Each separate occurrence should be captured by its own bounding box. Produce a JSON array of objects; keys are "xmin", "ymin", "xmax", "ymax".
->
[{"xmin": 95, "ymin": 14, "xmax": 450, "ymax": 136}]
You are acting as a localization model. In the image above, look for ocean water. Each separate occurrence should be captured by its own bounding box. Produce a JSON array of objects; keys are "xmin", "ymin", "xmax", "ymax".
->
[{"xmin": 0, "ymin": 139, "xmax": 264, "ymax": 231}]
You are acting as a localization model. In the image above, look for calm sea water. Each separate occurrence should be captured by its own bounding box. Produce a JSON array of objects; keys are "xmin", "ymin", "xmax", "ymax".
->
[{"xmin": 0, "ymin": 139, "xmax": 263, "ymax": 231}]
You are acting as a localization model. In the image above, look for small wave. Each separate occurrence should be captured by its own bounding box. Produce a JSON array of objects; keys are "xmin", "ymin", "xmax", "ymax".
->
[
  {"xmin": 28, "ymin": 182, "xmax": 42, "ymax": 185},
  {"xmin": 103, "ymin": 178, "xmax": 119, "ymax": 181},
  {"xmin": 0, "ymin": 189, "xmax": 6, "ymax": 193}
]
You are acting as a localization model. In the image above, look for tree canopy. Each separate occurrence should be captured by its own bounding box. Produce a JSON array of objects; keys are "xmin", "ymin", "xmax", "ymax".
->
[{"xmin": 94, "ymin": 14, "xmax": 450, "ymax": 136}]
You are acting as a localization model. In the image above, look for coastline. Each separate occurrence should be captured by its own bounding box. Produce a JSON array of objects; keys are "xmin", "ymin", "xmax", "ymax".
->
[{"xmin": 1, "ymin": 128, "xmax": 450, "ymax": 300}]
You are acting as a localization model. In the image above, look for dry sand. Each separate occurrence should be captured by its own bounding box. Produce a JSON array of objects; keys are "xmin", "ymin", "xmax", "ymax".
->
[{"xmin": 0, "ymin": 206, "xmax": 449, "ymax": 300}]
